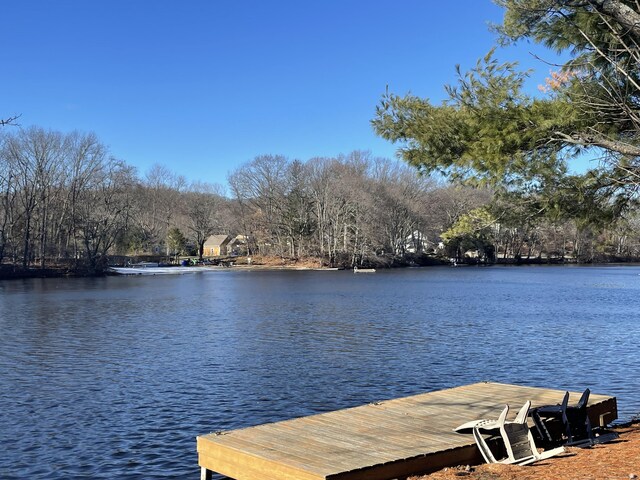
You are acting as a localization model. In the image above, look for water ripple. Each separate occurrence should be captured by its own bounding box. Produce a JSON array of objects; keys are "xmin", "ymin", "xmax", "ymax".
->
[{"xmin": 1, "ymin": 266, "xmax": 639, "ymax": 478}]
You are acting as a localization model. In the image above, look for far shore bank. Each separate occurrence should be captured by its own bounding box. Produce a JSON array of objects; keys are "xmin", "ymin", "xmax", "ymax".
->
[
  {"xmin": 2, "ymin": 256, "xmax": 640, "ymax": 280},
  {"xmin": 0, "ymin": 265, "xmax": 96, "ymax": 281}
]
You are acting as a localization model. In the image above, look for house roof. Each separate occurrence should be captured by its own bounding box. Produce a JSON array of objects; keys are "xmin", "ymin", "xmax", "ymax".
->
[
  {"xmin": 230, "ymin": 235, "xmax": 247, "ymax": 245},
  {"xmin": 203, "ymin": 234, "xmax": 232, "ymax": 247}
]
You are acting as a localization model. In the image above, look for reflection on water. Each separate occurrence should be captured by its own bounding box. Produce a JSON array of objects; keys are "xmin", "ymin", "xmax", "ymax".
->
[{"xmin": 1, "ymin": 266, "xmax": 639, "ymax": 478}]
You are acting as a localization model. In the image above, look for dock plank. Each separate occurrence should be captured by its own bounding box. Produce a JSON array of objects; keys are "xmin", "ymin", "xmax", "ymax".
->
[{"xmin": 197, "ymin": 382, "xmax": 618, "ymax": 480}]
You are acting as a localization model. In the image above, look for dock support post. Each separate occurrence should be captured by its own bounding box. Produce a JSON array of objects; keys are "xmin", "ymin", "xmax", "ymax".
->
[{"xmin": 201, "ymin": 467, "xmax": 213, "ymax": 480}]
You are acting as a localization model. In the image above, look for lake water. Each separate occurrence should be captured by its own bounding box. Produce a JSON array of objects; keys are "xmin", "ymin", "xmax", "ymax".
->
[{"xmin": 1, "ymin": 265, "xmax": 639, "ymax": 479}]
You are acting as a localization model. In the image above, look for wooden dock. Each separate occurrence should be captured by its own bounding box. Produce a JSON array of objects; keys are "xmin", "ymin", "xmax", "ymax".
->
[{"xmin": 197, "ymin": 382, "xmax": 617, "ymax": 480}]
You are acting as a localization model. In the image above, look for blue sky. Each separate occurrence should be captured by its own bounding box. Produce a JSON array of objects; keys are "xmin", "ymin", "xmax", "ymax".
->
[{"xmin": 3, "ymin": 1, "xmax": 562, "ymax": 186}]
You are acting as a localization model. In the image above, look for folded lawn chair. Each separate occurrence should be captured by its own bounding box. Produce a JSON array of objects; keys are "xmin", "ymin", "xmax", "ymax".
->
[
  {"xmin": 531, "ymin": 388, "xmax": 618, "ymax": 447},
  {"xmin": 462, "ymin": 401, "xmax": 565, "ymax": 466},
  {"xmin": 531, "ymin": 389, "xmax": 591, "ymax": 446}
]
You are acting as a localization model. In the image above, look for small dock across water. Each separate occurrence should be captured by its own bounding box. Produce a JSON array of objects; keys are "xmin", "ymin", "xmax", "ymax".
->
[{"xmin": 197, "ymin": 382, "xmax": 617, "ymax": 480}]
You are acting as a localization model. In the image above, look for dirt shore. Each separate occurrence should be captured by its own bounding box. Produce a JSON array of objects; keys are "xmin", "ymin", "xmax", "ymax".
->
[{"xmin": 410, "ymin": 423, "xmax": 640, "ymax": 480}]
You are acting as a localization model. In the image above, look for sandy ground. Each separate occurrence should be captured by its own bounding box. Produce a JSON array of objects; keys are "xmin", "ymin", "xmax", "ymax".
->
[
  {"xmin": 229, "ymin": 255, "xmax": 330, "ymax": 269},
  {"xmin": 410, "ymin": 424, "xmax": 640, "ymax": 480}
]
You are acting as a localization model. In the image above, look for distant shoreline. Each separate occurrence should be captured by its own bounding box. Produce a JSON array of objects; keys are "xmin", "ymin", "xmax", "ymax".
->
[{"xmin": 2, "ymin": 259, "xmax": 640, "ymax": 281}]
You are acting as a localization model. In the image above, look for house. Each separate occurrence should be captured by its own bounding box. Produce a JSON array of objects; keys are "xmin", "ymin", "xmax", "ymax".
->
[
  {"xmin": 405, "ymin": 231, "xmax": 432, "ymax": 254},
  {"xmin": 203, "ymin": 234, "xmax": 232, "ymax": 257}
]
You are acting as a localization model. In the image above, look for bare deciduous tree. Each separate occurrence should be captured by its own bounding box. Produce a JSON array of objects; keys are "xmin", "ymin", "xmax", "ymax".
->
[
  {"xmin": 184, "ymin": 182, "xmax": 226, "ymax": 260},
  {"xmin": 76, "ymin": 159, "xmax": 136, "ymax": 272}
]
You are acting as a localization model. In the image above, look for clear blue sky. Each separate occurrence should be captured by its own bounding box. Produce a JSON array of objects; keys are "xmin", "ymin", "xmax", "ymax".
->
[{"xmin": 3, "ymin": 1, "xmax": 561, "ymax": 186}]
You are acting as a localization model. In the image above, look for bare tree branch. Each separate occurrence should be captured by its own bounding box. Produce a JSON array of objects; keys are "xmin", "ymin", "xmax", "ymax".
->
[{"xmin": 0, "ymin": 114, "xmax": 21, "ymax": 126}]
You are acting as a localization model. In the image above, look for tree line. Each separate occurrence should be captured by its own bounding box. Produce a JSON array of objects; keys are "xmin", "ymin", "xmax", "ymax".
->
[
  {"xmin": 2, "ymin": 126, "xmax": 640, "ymax": 274},
  {"xmin": 227, "ymin": 153, "xmax": 640, "ymax": 265}
]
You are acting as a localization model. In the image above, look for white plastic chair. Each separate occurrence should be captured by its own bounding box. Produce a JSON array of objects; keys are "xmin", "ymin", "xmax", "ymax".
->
[{"xmin": 471, "ymin": 401, "xmax": 565, "ymax": 466}]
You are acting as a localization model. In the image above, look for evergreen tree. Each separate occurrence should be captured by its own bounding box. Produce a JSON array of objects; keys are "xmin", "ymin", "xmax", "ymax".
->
[{"xmin": 372, "ymin": 0, "xmax": 640, "ymax": 215}]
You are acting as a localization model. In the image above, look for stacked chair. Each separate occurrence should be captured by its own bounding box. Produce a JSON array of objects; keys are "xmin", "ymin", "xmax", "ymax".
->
[
  {"xmin": 455, "ymin": 388, "xmax": 618, "ymax": 466},
  {"xmin": 455, "ymin": 401, "xmax": 564, "ymax": 465},
  {"xmin": 531, "ymin": 388, "xmax": 619, "ymax": 448}
]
